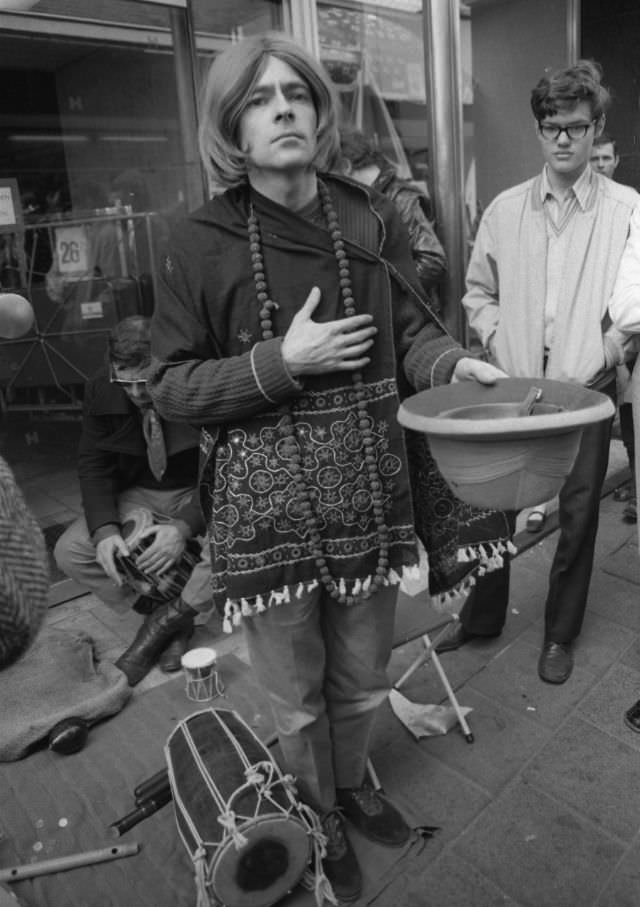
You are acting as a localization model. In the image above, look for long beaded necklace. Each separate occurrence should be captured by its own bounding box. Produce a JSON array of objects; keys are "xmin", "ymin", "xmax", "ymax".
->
[{"xmin": 247, "ymin": 179, "xmax": 391, "ymax": 605}]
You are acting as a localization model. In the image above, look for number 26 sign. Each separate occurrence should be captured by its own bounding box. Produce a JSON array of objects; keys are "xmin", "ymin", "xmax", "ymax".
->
[{"xmin": 54, "ymin": 225, "xmax": 90, "ymax": 275}]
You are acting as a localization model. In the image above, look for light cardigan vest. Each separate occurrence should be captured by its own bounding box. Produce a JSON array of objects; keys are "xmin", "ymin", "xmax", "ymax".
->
[{"xmin": 464, "ymin": 172, "xmax": 639, "ymax": 386}]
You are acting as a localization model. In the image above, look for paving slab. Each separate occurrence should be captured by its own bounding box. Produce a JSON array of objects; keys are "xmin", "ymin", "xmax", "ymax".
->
[
  {"xmin": 371, "ymin": 849, "xmax": 521, "ymax": 907},
  {"xmin": 576, "ymin": 661, "xmax": 640, "ymax": 748},
  {"xmin": 371, "ymin": 735, "xmax": 491, "ymax": 858},
  {"xmin": 585, "ymin": 568, "xmax": 640, "ymax": 633},
  {"xmin": 595, "ymin": 840, "xmax": 640, "ymax": 907},
  {"xmin": 466, "ymin": 637, "xmax": 598, "ymax": 728},
  {"xmin": 422, "ymin": 687, "xmax": 553, "ymax": 795},
  {"xmin": 452, "ymin": 779, "xmax": 623, "ymax": 907},
  {"xmin": 522, "ymin": 715, "xmax": 640, "ymax": 842}
]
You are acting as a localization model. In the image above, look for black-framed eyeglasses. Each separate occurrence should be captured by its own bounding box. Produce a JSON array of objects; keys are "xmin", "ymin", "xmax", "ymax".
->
[
  {"xmin": 538, "ymin": 120, "xmax": 597, "ymax": 142},
  {"xmin": 110, "ymin": 367, "xmax": 148, "ymax": 389}
]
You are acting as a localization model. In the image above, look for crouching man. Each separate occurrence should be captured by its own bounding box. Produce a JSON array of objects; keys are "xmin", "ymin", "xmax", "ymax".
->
[{"xmin": 54, "ymin": 315, "xmax": 213, "ymax": 686}]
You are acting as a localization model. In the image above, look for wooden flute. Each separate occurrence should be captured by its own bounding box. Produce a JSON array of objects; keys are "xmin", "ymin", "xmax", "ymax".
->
[{"xmin": 0, "ymin": 842, "xmax": 139, "ymax": 882}]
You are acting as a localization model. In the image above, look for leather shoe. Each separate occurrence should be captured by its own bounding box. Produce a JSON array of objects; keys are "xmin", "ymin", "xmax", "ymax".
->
[
  {"xmin": 624, "ymin": 699, "xmax": 640, "ymax": 733},
  {"xmin": 623, "ymin": 499, "xmax": 637, "ymax": 524},
  {"xmin": 434, "ymin": 622, "xmax": 474, "ymax": 654},
  {"xmin": 321, "ymin": 810, "xmax": 362, "ymax": 903},
  {"xmin": 336, "ymin": 784, "xmax": 411, "ymax": 847},
  {"xmin": 115, "ymin": 598, "xmax": 198, "ymax": 686},
  {"xmin": 158, "ymin": 625, "xmax": 193, "ymax": 673},
  {"xmin": 538, "ymin": 642, "xmax": 573, "ymax": 684}
]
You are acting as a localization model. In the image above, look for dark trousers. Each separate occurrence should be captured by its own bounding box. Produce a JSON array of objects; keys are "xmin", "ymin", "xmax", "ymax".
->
[{"xmin": 460, "ymin": 388, "xmax": 614, "ymax": 645}]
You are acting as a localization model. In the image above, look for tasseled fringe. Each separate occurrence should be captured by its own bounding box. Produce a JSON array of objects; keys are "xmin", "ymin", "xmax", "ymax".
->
[
  {"xmin": 457, "ymin": 539, "xmax": 515, "ymax": 573},
  {"xmin": 220, "ymin": 567, "xmax": 412, "ymax": 629},
  {"xmin": 193, "ymin": 846, "xmax": 210, "ymax": 907}
]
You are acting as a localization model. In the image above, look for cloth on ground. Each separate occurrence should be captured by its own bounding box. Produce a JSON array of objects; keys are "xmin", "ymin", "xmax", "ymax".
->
[{"xmin": 0, "ymin": 624, "xmax": 131, "ymax": 761}]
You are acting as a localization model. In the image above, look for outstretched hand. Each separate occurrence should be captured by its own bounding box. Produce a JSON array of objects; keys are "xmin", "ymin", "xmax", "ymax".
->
[
  {"xmin": 452, "ymin": 357, "xmax": 508, "ymax": 385},
  {"xmin": 281, "ymin": 287, "xmax": 377, "ymax": 376}
]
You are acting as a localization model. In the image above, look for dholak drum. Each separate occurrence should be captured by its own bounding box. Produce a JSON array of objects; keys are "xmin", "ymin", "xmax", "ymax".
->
[
  {"xmin": 165, "ymin": 708, "xmax": 323, "ymax": 907},
  {"xmin": 114, "ymin": 507, "xmax": 201, "ymax": 602}
]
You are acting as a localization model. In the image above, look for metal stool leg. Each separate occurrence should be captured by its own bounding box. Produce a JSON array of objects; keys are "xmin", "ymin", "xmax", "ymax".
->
[{"xmin": 393, "ymin": 617, "xmax": 474, "ymax": 744}]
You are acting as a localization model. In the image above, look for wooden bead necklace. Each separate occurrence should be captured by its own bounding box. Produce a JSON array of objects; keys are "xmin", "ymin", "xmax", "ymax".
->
[{"xmin": 247, "ymin": 180, "xmax": 391, "ymax": 604}]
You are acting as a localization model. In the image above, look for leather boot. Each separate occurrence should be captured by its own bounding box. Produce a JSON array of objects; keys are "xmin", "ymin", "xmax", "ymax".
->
[
  {"xmin": 115, "ymin": 598, "xmax": 198, "ymax": 687},
  {"xmin": 158, "ymin": 624, "xmax": 194, "ymax": 673}
]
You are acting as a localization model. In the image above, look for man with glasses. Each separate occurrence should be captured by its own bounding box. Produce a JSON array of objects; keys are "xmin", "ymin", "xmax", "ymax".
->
[
  {"xmin": 442, "ymin": 60, "xmax": 640, "ymax": 684},
  {"xmin": 54, "ymin": 315, "xmax": 214, "ymax": 686}
]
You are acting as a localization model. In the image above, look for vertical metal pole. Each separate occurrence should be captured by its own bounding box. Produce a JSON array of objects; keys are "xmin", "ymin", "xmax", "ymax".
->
[
  {"xmin": 566, "ymin": 0, "xmax": 580, "ymax": 64},
  {"xmin": 422, "ymin": 0, "xmax": 466, "ymax": 341},
  {"xmin": 284, "ymin": 0, "xmax": 320, "ymax": 57},
  {"xmin": 170, "ymin": 3, "xmax": 207, "ymax": 209}
]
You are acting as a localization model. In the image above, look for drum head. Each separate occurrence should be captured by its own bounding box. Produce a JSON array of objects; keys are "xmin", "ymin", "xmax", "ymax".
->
[{"xmin": 211, "ymin": 814, "xmax": 310, "ymax": 907}]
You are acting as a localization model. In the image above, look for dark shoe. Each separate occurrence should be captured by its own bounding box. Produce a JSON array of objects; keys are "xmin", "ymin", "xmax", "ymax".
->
[
  {"xmin": 538, "ymin": 642, "xmax": 573, "ymax": 684},
  {"xmin": 321, "ymin": 810, "xmax": 362, "ymax": 903},
  {"xmin": 525, "ymin": 508, "xmax": 547, "ymax": 533},
  {"xmin": 158, "ymin": 624, "xmax": 193, "ymax": 673},
  {"xmin": 336, "ymin": 784, "xmax": 411, "ymax": 848},
  {"xmin": 624, "ymin": 699, "xmax": 640, "ymax": 733},
  {"xmin": 132, "ymin": 594, "xmax": 158, "ymax": 616},
  {"xmin": 623, "ymin": 499, "xmax": 637, "ymax": 524},
  {"xmin": 434, "ymin": 622, "xmax": 474, "ymax": 654},
  {"xmin": 115, "ymin": 598, "xmax": 198, "ymax": 687},
  {"xmin": 614, "ymin": 480, "xmax": 635, "ymax": 502}
]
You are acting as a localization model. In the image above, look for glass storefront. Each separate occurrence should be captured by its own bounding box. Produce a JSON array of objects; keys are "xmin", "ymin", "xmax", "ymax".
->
[{"xmin": 0, "ymin": 0, "xmax": 284, "ymax": 484}]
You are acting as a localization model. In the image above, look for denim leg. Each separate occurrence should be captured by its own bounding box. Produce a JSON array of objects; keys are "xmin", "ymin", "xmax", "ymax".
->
[
  {"xmin": 242, "ymin": 585, "xmax": 397, "ymax": 811},
  {"xmin": 322, "ymin": 586, "xmax": 397, "ymax": 788},
  {"xmin": 242, "ymin": 587, "xmax": 334, "ymax": 812}
]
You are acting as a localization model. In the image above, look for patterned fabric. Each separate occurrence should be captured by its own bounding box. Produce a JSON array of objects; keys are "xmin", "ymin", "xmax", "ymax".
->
[
  {"xmin": 0, "ymin": 455, "xmax": 49, "ymax": 668},
  {"xmin": 142, "ymin": 407, "xmax": 167, "ymax": 482},
  {"xmin": 405, "ymin": 430, "xmax": 514, "ymax": 605},
  {"xmin": 208, "ymin": 380, "xmax": 418, "ymax": 613}
]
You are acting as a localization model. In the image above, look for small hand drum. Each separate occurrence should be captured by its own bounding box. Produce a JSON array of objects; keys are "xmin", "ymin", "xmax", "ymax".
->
[{"xmin": 115, "ymin": 507, "xmax": 201, "ymax": 602}]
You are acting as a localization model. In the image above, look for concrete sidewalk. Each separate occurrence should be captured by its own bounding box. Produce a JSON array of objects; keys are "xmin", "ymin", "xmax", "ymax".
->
[{"xmin": 367, "ymin": 474, "xmax": 640, "ymax": 907}]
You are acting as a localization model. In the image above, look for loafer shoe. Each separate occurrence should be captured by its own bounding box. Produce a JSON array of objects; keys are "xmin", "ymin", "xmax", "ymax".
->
[
  {"xmin": 623, "ymin": 499, "xmax": 637, "ymax": 524},
  {"xmin": 624, "ymin": 699, "xmax": 640, "ymax": 733},
  {"xmin": 434, "ymin": 622, "xmax": 474, "ymax": 654},
  {"xmin": 614, "ymin": 480, "xmax": 635, "ymax": 502},
  {"xmin": 538, "ymin": 642, "xmax": 573, "ymax": 684},
  {"xmin": 321, "ymin": 810, "xmax": 362, "ymax": 903},
  {"xmin": 336, "ymin": 784, "xmax": 411, "ymax": 848}
]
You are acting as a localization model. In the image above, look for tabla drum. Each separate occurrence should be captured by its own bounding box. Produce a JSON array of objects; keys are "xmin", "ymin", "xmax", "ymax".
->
[
  {"xmin": 115, "ymin": 507, "xmax": 201, "ymax": 602},
  {"xmin": 165, "ymin": 708, "xmax": 325, "ymax": 907}
]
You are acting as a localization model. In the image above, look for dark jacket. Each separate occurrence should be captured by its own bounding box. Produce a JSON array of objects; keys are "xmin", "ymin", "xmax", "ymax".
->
[
  {"xmin": 78, "ymin": 371, "xmax": 203, "ymax": 538},
  {"xmin": 148, "ymin": 173, "xmax": 464, "ymax": 444},
  {"xmin": 373, "ymin": 165, "xmax": 447, "ymax": 293}
]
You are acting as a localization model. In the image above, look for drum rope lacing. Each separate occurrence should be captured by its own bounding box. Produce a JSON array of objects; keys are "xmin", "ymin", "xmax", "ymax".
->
[{"xmin": 166, "ymin": 711, "xmax": 334, "ymax": 907}]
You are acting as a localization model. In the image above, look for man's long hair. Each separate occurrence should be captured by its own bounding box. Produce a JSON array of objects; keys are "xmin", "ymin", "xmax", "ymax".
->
[{"xmin": 198, "ymin": 31, "xmax": 341, "ymax": 191}]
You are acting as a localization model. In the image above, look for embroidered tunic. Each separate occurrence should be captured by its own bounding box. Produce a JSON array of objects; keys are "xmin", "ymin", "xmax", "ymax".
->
[{"xmin": 149, "ymin": 175, "xmax": 466, "ymax": 617}]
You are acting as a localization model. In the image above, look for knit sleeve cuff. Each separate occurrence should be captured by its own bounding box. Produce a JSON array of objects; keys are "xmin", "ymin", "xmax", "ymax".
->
[
  {"xmin": 421, "ymin": 344, "xmax": 467, "ymax": 388},
  {"xmin": 91, "ymin": 523, "xmax": 121, "ymax": 545},
  {"xmin": 250, "ymin": 338, "xmax": 303, "ymax": 403}
]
